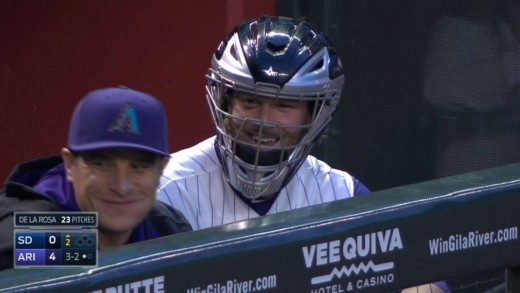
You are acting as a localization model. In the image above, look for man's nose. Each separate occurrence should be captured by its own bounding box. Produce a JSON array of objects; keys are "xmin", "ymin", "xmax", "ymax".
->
[
  {"xmin": 259, "ymin": 103, "xmax": 274, "ymax": 121},
  {"xmin": 110, "ymin": 165, "xmax": 133, "ymax": 196}
]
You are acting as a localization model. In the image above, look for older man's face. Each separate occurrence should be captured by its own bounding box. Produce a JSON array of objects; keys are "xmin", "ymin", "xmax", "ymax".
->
[{"xmin": 63, "ymin": 148, "xmax": 167, "ymax": 237}]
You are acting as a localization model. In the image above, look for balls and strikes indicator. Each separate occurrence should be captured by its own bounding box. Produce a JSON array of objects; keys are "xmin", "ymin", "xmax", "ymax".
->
[{"xmin": 62, "ymin": 249, "xmax": 96, "ymax": 266}]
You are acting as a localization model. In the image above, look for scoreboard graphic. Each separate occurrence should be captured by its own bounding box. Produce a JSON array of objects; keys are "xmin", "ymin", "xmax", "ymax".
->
[{"xmin": 13, "ymin": 212, "xmax": 98, "ymax": 269}]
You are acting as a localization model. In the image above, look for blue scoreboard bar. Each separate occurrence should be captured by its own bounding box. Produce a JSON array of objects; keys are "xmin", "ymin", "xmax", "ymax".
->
[
  {"xmin": 14, "ymin": 230, "xmax": 97, "ymax": 268},
  {"xmin": 13, "ymin": 212, "xmax": 98, "ymax": 269}
]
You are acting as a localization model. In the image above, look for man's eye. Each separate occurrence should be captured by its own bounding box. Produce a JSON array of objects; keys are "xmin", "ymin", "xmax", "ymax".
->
[
  {"xmin": 278, "ymin": 103, "xmax": 296, "ymax": 109},
  {"xmin": 87, "ymin": 158, "xmax": 108, "ymax": 167},
  {"xmin": 131, "ymin": 162, "xmax": 153, "ymax": 170},
  {"xmin": 240, "ymin": 98, "xmax": 258, "ymax": 106}
]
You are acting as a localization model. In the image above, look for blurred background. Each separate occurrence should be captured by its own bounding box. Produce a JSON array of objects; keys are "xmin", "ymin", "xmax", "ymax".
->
[{"xmin": 2, "ymin": 0, "xmax": 519, "ymax": 192}]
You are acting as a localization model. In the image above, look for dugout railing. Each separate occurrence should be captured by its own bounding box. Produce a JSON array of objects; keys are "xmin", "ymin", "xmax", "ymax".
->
[{"xmin": 0, "ymin": 162, "xmax": 519, "ymax": 292}]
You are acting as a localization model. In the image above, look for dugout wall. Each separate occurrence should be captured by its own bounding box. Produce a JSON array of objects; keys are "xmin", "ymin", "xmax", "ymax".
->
[{"xmin": 1, "ymin": 162, "xmax": 519, "ymax": 292}]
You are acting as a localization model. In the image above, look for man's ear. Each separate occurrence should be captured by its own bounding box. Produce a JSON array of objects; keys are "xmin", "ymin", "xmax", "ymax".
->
[{"xmin": 60, "ymin": 148, "xmax": 76, "ymax": 182}]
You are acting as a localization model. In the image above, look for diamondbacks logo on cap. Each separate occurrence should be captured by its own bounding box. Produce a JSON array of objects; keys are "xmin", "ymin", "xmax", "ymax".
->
[{"xmin": 108, "ymin": 105, "xmax": 141, "ymax": 134}]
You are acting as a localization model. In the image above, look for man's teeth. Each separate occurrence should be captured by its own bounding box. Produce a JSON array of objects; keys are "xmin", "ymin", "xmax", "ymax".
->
[{"xmin": 252, "ymin": 135, "xmax": 277, "ymax": 143}]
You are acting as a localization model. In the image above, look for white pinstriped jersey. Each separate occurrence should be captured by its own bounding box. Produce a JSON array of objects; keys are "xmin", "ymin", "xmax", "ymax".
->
[{"xmin": 157, "ymin": 136, "xmax": 369, "ymax": 230}]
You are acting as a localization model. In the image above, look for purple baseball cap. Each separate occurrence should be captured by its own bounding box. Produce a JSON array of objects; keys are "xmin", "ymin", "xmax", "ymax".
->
[{"xmin": 67, "ymin": 86, "xmax": 170, "ymax": 157}]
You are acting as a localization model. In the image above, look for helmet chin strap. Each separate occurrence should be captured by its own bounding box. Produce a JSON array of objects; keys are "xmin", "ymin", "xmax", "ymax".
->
[{"xmin": 234, "ymin": 142, "xmax": 288, "ymax": 166}]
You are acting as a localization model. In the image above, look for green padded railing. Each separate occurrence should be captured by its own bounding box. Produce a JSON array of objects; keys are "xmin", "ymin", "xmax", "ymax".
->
[{"xmin": 1, "ymin": 163, "xmax": 519, "ymax": 292}]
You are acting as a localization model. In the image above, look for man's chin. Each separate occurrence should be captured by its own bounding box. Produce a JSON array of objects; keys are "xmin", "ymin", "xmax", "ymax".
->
[{"xmin": 98, "ymin": 216, "xmax": 141, "ymax": 233}]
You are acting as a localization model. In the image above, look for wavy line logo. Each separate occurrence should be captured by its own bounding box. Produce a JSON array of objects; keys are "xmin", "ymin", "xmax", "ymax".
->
[{"xmin": 311, "ymin": 261, "xmax": 394, "ymax": 285}]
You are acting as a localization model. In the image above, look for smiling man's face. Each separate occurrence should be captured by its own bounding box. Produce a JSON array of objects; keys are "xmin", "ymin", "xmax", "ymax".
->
[
  {"xmin": 227, "ymin": 92, "xmax": 311, "ymax": 149},
  {"xmin": 62, "ymin": 148, "xmax": 167, "ymax": 236}
]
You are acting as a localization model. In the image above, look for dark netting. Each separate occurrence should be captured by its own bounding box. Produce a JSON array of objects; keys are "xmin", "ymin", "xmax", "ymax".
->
[{"xmin": 422, "ymin": 0, "xmax": 520, "ymax": 178}]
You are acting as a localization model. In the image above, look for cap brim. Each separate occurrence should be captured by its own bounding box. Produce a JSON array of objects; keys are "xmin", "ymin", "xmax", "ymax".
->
[{"xmin": 68, "ymin": 142, "xmax": 171, "ymax": 157}]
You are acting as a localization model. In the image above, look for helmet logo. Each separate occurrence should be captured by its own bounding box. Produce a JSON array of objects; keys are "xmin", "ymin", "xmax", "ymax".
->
[
  {"xmin": 108, "ymin": 105, "xmax": 141, "ymax": 134},
  {"xmin": 264, "ymin": 66, "xmax": 289, "ymax": 78},
  {"xmin": 242, "ymin": 183, "xmax": 264, "ymax": 195}
]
